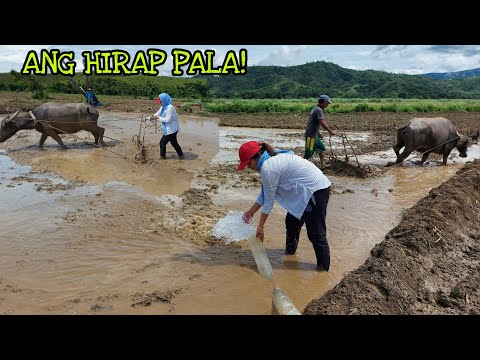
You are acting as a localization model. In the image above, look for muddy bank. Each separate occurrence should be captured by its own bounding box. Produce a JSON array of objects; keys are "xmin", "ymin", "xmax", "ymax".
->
[{"xmin": 304, "ymin": 158, "xmax": 480, "ymax": 315}]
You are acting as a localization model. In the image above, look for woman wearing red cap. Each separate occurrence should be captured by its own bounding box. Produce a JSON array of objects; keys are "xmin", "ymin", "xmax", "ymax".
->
[{"xmin": 238, "ymin": 141, "xmax": 332, "ymax": 272}]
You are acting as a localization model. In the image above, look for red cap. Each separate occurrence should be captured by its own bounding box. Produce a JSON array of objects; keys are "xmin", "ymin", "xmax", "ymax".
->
[
  {"xmin": 155, "ymin": 98, "xmax": 161, "ymax": 104},
  {"xmin": 238, "ymin": 141, "xmax": 261, "ymax": 170}
]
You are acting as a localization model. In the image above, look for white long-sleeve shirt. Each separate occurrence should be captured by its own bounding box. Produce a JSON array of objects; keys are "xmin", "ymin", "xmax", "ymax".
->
[
  {"xmin": 154, "ymin": 104, "xmax": 180, "ymax": 135},
  {"xmin": 255, "ymin": 153, "xmax": 331, "ymax": 220}
]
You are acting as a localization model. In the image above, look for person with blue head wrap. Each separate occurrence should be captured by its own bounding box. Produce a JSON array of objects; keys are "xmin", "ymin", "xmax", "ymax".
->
[{"xmin": 151, "ymin": 92, "xmax": 184, "ymax": 159}]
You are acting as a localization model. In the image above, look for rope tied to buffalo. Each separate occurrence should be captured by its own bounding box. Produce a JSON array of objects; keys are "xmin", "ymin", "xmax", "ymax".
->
[
  {"xmin": 28, "ymin": 111, "xmax": 129, "ymax": 160},
  {"xmin": 386, "ymin": 135, "xmax": 460, "ymax": 169}
]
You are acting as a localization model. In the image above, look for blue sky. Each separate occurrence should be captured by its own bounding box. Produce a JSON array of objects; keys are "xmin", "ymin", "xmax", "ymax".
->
[{"xmin": 1, "ymin": 45, "xmax": 479, "ymax": 76}]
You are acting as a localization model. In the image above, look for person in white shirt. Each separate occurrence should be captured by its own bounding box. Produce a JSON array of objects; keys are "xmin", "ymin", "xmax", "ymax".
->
[
  {"xmin": 238, "ymin": 141, "xmax": 332, "ymax": 272},
  {"xmin": 151, "ymin": 92, "xmax": 184, "ymax": 159}
]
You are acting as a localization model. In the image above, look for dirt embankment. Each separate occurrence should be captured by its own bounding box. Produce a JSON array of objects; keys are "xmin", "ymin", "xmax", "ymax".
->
[{"xmin": 304, "ymin": 159, "xmax": 480, "ymax": 315}]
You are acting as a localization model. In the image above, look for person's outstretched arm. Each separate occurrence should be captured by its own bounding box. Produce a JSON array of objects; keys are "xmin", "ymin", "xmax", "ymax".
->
[
  {"xmin": 243, "ymin": 202, "xmax": 261, "ymax": 223},
  {"xmin": 320, "ymin": 119, "xmax": 336, "ymax": 136}
]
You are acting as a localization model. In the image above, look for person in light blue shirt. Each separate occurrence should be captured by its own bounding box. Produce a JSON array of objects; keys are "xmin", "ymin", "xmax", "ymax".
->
[
  {"xmin": 238, "ymin": 141, "xmax": 333, "ymax": 272},
  {"xmin": 151, "ymin": 92, "xmax": 184, "ymax": 159}
]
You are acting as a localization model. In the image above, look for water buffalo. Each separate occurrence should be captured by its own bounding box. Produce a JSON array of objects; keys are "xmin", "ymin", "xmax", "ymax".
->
[
  {"xmin": 386, "ymin": 117, "xmax": 479, "ymax": 166},
  {"xmin": 0, "ymin": 102, "xmax": 106, "ymax": 150}
]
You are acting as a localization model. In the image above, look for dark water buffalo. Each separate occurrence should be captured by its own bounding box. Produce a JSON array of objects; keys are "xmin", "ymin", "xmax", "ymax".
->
[
  {"xmin": 0, "ymin": 102, "xmax": 106, "ymax": 150},
  {"xmin": 387, "ymin": 117, "xmax": 479, "ymax": 166}
]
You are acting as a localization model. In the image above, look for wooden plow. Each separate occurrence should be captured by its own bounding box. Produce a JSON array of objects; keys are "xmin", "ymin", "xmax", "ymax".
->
[
  {"xmin": 328, "ymin": 131, "xmax": 361, "ymax": 167},
  {"xmin": 132, "ymin": 115, "xmax": 157, "ymax": 163},
  {"xmin": 327, "ymin": 132, "xmax": 378, "ymax": 178}
]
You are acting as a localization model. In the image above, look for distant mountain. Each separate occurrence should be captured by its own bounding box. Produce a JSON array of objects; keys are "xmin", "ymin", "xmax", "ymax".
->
[
  {"xmin": 3, "ymin": 62, "xmax": 480, "ymax": 99},
  {"xmin": 421, "ymin": 68, "xmax": 480, "ymax": 80},
  {"xmin": 198, "ymin": 61, "xmax": 480, "ymax": 99}
]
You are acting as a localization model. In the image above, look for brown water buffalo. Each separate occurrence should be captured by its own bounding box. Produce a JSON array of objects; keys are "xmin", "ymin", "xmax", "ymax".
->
[
  {"xmin": 386, "ymin": 117, "xmax": 479, "ymax": 166},
  {"xmin": 0, "ymin": 102, "xmax": 106, "ymax": 150}
]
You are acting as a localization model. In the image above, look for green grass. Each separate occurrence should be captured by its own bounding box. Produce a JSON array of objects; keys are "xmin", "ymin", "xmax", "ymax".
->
[
  {"xmin": 3, "ymin": 89, "xmax": 480, "ymax": 114},
  {"xmin": 199, "ymin": 98, "xmax": 480, "ymax": 113}
]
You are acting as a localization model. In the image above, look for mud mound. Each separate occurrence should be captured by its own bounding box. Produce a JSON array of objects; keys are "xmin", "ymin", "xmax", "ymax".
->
[
  {"xmin": 199, "ymin": 163, "xmax": 261, "ymax": 190},
  {"xmin": 181, "ymin": 188, "xmax": 213, "ymax": 208},
  {"xmin": 303, "ymin": 159, "xmax": 480, "ymax": 315},
  {"xmin": 152, "ymin": 187, "xmax": 228, "ymax": 247},
  {"xmin": 325, "ymin": 158, "xmax": 384, "ymax": 178},
  {"xmin": 131, "ymin": 287, "xmax": 188, "ymax": 309}
]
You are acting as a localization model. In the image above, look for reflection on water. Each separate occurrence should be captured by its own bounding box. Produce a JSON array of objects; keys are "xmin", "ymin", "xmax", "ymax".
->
[{"xmin": 0, "ymin": 122, "xmax": 477, "ymax": 314}]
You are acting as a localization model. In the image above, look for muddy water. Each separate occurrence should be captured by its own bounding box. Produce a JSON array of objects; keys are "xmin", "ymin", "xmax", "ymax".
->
[
  {"xmin": 205, "ymin": 128, "xmax": 475, "ymax": 313},
  {"xmin": 0, "ymin": 113, "xmax": 476, "ymax": 314},
  {"xmin": 1, "ymin": 113, "xmax": 219, "ymax": 196}
]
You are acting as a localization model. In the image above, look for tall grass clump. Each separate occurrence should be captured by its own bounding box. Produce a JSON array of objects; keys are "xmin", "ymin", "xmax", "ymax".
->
[
  {"xmin": 411, "ymin": 103, "xmax": 438, "ymax": 112},
  {"xmin": 465, "ymin": 104, "xmax": 480, "ymax": 112},
  {"xmin": 353, "ymin": 103, "xmax": 375, "ymax": 112}
]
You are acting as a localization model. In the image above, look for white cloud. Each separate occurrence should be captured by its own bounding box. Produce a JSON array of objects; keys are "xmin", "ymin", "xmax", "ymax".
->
[
  {"xmin": 0, "ymin": 45, "xmax": 52, "ymax": 67},
  {"xmin": 257, "ymin": 45, "xmax": 312, "ymax": 66}
]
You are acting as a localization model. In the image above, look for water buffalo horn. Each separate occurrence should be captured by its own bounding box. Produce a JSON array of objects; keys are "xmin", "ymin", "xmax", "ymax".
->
[{"xmin": 5, "ymin": 109, "xmax": 20, "ymax": 123}]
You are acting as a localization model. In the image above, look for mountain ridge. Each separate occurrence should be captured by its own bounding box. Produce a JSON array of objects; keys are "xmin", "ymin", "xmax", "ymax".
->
[
  {"xmin": 199, "ymin": 61, "xmax": 480, "ymax": 99},
  {"xmin": 420, "ymin": 68, "xmax": 480, "ymax": 80}
]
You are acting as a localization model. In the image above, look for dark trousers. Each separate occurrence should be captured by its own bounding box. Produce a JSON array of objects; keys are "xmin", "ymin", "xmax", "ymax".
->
[
  {"xmin": 285, "ymin": 187, "xmax": 330, "ymax": 271},
  {"xmin": 160, "ymin": 131, "xmax": 183, "ymax": 158}
]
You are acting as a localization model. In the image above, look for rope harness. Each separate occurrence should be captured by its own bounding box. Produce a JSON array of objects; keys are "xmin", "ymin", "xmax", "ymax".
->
[
  {"xmin": 28, "ymin": 111, "xmax": 128, "ymax": 160},
  {"xmin": 324, "ymin": 131, "xmax": 462, "ymax": 170},
  {"xmin": 386, "ymin": 135, "xmax": 460, "ymax": 169}
]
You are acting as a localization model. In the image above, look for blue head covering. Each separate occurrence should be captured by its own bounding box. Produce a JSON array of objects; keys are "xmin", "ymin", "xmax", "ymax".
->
[{"xmin": 159, "ymin": 93, "xmax": 172, "ymax": 117}]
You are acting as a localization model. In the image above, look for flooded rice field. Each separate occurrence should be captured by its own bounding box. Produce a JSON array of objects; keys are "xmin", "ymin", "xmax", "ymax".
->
[{"xmin": 1, "ymin": 112, "xmax": 479, "ymax": 314}]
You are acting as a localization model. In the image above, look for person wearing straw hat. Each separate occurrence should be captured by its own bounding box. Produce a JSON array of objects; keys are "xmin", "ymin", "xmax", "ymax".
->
[
  {"xmin": 151, "ymin": 92, "xmax": 184, "ymax": 159},
  {"xmin": 238, "ymin": 140, "xmax": 332, "ymax": 272},
  {"xmin": 304, "ymin": 95, "xmax": 335, "ymax": 169}
]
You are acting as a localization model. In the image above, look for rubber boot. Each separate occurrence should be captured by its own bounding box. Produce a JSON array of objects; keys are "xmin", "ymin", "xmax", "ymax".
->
[
  {"xmin": 313, "ymin": 243, "xmax": 330, "ymax": 271},
  {"xmin": 285, "ymin": 234, "xmax": 299, "ymax": 255}
]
